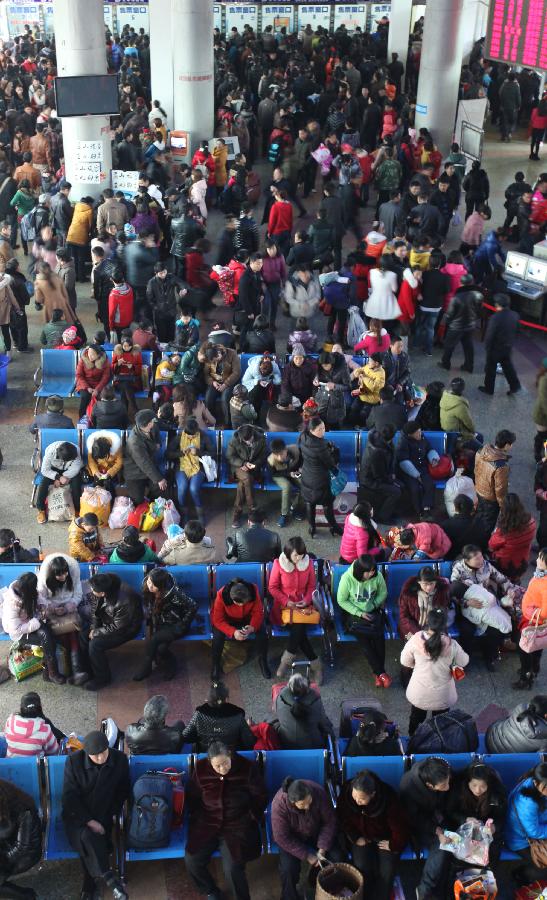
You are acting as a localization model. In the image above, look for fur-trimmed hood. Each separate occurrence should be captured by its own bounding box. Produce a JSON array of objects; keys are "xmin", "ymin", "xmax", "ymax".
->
[
  {"xmin": 277, "ymin": 551, "xmax": 310, "ymax": 574},
  {"xmin": 80, "ymin": 347, "xmax": 108, "ymax": 369},
  {"xmin": 86, "ymin": 430, "xmax": 122, "ymax": 457}
]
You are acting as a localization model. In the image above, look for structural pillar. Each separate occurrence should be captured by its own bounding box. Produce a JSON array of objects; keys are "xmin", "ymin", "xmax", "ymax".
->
[
  {"xmin": 172, "ymin": 0, "xmax": 214, "ymax": 157},
  {"xmin": 387, "ymin": 0, "xmax": 413, "ymax": 74},
  {"xmin": 53, "ymin": 0, "xmax": 112, "ymax": 201},
  {"xmin": 415, "ymin": 0, "xmax": 466, "ymax": 154},
  {"xmin": 149, "ymin": 0, "xmax": 174, "ymax": 128}
]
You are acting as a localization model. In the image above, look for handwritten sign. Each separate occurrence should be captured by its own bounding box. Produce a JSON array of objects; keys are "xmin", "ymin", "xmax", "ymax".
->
[
  {"xmin": 75, "ymin": 141, "xmax": 103, "ymax": 163},
  {"xmin": 74, "ymin": 162, "xmax": 101, "ymax": 185},
  {"xmin": 111, "ymin": 169, "xmax": 140, "ymax": 197}
]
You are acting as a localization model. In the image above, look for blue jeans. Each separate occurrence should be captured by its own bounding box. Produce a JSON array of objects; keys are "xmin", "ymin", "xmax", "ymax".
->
[
  {"xmin": 417, "ymin": 309, "xmax": 439, "ymax": 355},
  {"xmin": 176, "ymin": 469, "xmax": 205, "ymax": 509}
]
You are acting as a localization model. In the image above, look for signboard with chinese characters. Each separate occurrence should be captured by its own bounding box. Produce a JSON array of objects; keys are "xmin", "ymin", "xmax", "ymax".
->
[
  {"xmin": 297, "ymin": 5, "xmax": 331, "ymax": 29},
  {"xmin": 333, "ymin": 4, "xmax": 367, "ymax": 31},
  {"xmin": 369, "ymin": 1, "xmax": 391, "ymax": 31},
  {"xmin": 485, "ymin": 0, "xmax": 547, "ymax": 71},
  {"xmin": 74, "ymin": 162, "xmax": 102, "ymax": 185},
  {"xmin": 116, "ymin": 3, "xmax": 150, "ymax": 32},
  {"xmin": 104, "ymin": 4, "xmax": 114, "ymax": 32},
  {"xmin": 261, "ymin": 5, "xmax": 295, "ymax": 32},
  {"xmin": 111, "ymin": 169, "xmax": 140, "ymax": 198},
  {"xmin": 43, "ymin": 3, "xmax": 54, "ymax": 35},
  {"xmin": 224, "ymin": 4, "xmax": 258, "ymax": 33},
  {"xmin": 75, "ymin": 141, "xmax": 104, "ymax": 164},
  {"xmin": 6, "ymin": 3, "xmax": 40, "ymax": 37},
  {"xmin": 213, "ymin": 4, "xmax": 223, "ymax": 30}
]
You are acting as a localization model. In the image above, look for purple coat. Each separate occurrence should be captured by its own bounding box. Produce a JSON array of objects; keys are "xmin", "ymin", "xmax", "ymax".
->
[{"xmin": 271, "ymin": 780, "xmax": 337, "ymax": 859}]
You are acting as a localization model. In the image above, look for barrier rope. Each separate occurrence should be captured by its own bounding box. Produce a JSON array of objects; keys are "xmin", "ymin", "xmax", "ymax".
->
[{"xmin": 482, "ymin": 301, "xmax": 547, "ymax": 332}]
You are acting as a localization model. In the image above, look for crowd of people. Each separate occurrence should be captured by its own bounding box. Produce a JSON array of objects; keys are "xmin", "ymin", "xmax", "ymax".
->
[{"xmin": 0, "ymin": 12, "xmax": 545, "ymax": 900}]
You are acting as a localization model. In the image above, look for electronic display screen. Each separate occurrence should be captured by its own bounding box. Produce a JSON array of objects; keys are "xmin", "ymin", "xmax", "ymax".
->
[
  {"xmin": 54, "ymin": 75, "xmax": 119, "ymax": 117},
  {"xmin": 526, "ymin": 258, "xmax": 547, "ymax": 285},
  {"xmin": 485, "ymin": 0, "xmax": 547, "ymax": 71},
  {"xmin": 505, "ymin": 251, "xmax": 528, "ymax": 278}
]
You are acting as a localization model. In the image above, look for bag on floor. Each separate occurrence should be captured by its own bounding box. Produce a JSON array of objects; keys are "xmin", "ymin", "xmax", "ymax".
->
[
  {"xmin": 108, "ymin": 496, "xmax": 134, "ymax": 530},
  {"xmin": 141, "ymin": 498, "xmax": 165, "ymax": 533},
  {"xmin": 47, "ymin": 484, "xmax": 75, "ymax": 522},
  {"xmin": 161, "ymin": 500, "xmax": 181, "ymax": 534},
  {"xmin": 79, "ymin": 486, "xmax": 111, "ymax": 527},
  {"xmin": 128, "ymin": 772, "xmax": 173, "ymax": 849},
  {"xmin": 8, "ymin": 643, "xmax": 43, "ymax": 682},
  {"xmin": 407, "ymin": 709, "xmax": 478, "ymax": 754},
  {"xmin": 127, "ymin": 501, "xmax": 150, "ymax": 530},
  {"xmin": 347, "ymin": 306, "xmax": 367, "ymax": 348},
  {"xmin": 454, "ymin": 868, "xmax": 497, "ymax": 899},
  {"xmin": 315, "ymin": 862, "xmax": 364, "ymax": 900},
  {"xmin": 250, "ymin": 721, "xmax": 281, "ymax": 750}
]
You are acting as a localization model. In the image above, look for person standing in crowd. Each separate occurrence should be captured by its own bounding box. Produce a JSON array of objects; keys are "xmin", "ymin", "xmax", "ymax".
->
[
  {"xmin": 479, "ymin": 294, "xmax": 521, "ymax": 396},
  {"xmin": 474, "ymin": 429, "xmax": 516, "ymax": 533},
  {"xmin": 271, "ymin": 672, "xmax": 334, "ymax": 749},
  {"xmin": 298, "ymin": 417, "xmax": 343, "ymax": 537}
]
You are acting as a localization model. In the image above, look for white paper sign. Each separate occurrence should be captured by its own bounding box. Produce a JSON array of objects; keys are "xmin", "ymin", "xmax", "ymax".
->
[
  {"xmin": 116, "ymin": 4, "xmax": 149, "ymax": 31},
  {"xmin": 111, "ymin": 169, "xmax": 140, "ymax": 196},
  {"xmin": 213, "ymin": 4, "xmax": 222, "ymax": 30},
  {"xmin": 74, "ymin": 162, "xmax": 101, "ymax": 185},
  {"xmin": 297, "ymin": 5, "xmax": 331, "ymax": 29},
  {"xmin": 261, "ymin": 5, "xmax": 295, "ymax": 32},
  {"xmin": 75, "ymin": 141, "xmax": 104, "ymax": 163},
  {"xmin": 333, "ymin": 4, "xmax": 367, "ymax": 31},
  {"xmin": 224, "ymin": 4, "xmax": 258, "ymax": 33}
]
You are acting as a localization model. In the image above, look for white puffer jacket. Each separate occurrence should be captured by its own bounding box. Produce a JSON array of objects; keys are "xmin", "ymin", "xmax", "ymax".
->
[
  {"xmin": 37, "ymin": 552, "xmax": 83, "ymax": 613},
  {"xmin": 1, "ymin": 582, "xmax": 45, "ymax": 640},
  {"xmin": 40, "ymin": 440, "xmax": 82, "ymax": 481}
]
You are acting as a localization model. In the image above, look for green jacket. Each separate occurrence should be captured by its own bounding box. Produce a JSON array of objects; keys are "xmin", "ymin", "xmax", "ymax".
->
[
  {"xmin": 10, "ymin": 189, "xmax": 35, "ymax": 217},
  {"xmin": 336, "ymin": 565, "xmax": 387, "ymax": 617},
  {"xmin": 40, "ymin": 320, "xmax": 66, "ymax": 348},
  {"xmin": 374, "ymin": 159, "xmax": 402, "ymax": 192},
  {"xmin": 439, "ymin": 390, "xmax": 475, "ymax": 441},
  {"xmin": 109, "ymin": 544, "xmax": 160, "ymax": 564},
  {"xmin": 173, "ymin": 345, "xmax": 200, "ymax": 385}
]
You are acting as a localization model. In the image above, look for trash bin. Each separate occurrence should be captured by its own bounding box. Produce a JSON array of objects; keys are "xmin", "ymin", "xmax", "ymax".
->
[
  {"xmin": 0, "ymin": 355, "xmax": 10, "ymax": 398},
  {"xmin": 316, "ymin": 863, "xmax": 364, "ymax": 900}
]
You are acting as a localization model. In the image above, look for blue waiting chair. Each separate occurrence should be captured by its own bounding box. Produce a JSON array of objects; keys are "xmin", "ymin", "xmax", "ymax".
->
[
  {"xmin": 31, "ymin": 428, "xmax": 80, "ymax": 506},
  {"xmin": 263, "ymin": 749, "xmax": 329, "ymax": 853},
  {"xmin": 33, "ymin": 349, "xmax": 77, "ymax": 414},
  {"xmin": 218, "ymin": 430, "xmax": 238, "ymax": 488},
  {"xmin": 482, "ymin": 753, "xmax": 542, "ymax": 859},
  {"xmin": 0, "ymin": 757, "xmax": 42, "ymax": 817},
  {"xmin": 43, "ymin": 756, "xmax": 77, "ymax": 859},
  {"xmin": 411, "ymin": 753, "xmax": 476, "ymax": 770},
  {"xmin": 214, "ymin": 563, "xmax": 265, "ymax": 597},
  {"xmin": 168, "ymin": 565, "xmax": 213, "ymax": 640},
  {"xmin": 342, "ymin": 754, "xmax": 405, "ymax": 792}
]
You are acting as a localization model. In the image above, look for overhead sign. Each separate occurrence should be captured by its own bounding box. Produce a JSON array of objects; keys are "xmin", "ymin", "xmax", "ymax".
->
[
  {"xmin": 297, "ymin": 5, "xmax": 331, "ymax": 29},
  {"xmin": 213, "ymin": 4, "xmax": 222, "ymax": 30},
  {"xmin": 333, "ymin": 4, "xmax": 367, "ymax": 31},
  {"xmin": 104, "ymin": 4, "xmax": 114, "ymax": 32},
  {"xmin": 485, "ymin": 0, "xmax": 547, "ymax": 71},
  {"xmin": 224, "ymin": 4, "xmax": 258, "ymax": 32},
  {"xmin": 262, "ymin": 5, "xmax": 295, "ymax": 32},
  {"xmin": 369, "ymin": 2, "xmax": 391, "ymax": 31},
  {"xmin": 116, "ymin": 3, "xmax": 149, "ymax": 31},
  {"xmin": 5, "ymin": 2, "xmax": 40, "ymax": 37},
  {"xmin": 111, "ymin": 169, "xmax": 140, "ymax": 197}
]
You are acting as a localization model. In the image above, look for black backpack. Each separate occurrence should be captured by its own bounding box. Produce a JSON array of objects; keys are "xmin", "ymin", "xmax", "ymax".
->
[
  {"xmin": 127, "ymin": 772, "xmax": 173, "ymax": 850},
  {"xmin": 407, "ymin": 709, "xmax": 478, "ymax": 754}
]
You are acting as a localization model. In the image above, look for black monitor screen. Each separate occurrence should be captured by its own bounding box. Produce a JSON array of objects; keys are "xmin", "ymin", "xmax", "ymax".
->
[{"xmin": 54, "ymin": 75, "xmax": 119, "ymax": 117}]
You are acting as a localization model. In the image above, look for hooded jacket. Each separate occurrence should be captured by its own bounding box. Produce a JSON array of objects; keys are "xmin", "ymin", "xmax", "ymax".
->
[
  {"xmin": 401, "ymin": 630, "xmax": 469, "ymax": 710},
  {"xmin": 353, "ymin": 362, "xmax": 385, "ymax": 404},
  {"xmin": 406, "ymin": 522, "xmax": 452, "ymax": 559},
  {"xmin": 271, "ymin": 780, "xmax": 337, "ymax": 859},
  {"xmin": 439, "ymin": 391, "xmax": 476, "ymax": 441},
  {"xmin": 174, "ymin": 316, "xmax": 200, "ymax": 350},
  {"xmin": 40, "ymin": 440, "xmax": 82, "ymax": 482},
  {"xmin": 486, "ymin": 702, "xmax": 547, "ymax": 754},
  {"xmin": 359, "ymin": 429, "xmax": 396, "ymax": 489},
  {"xmin": 242, "ymin": 356, "xmax": 282, "ymax": 392},
  {"xmin": 283, "ymin": 273, "xmax": 321, "ymax": 318},
  {"xmin": 68, "ymin": 517, "xmax": 103, "ymax": 562},
  {"xmin": 398, "ymin": 575, "xmax": 451, "ymax": 638},
  {"xmin": 298, "ymin": 429, "xmax": 338, "ymax": 506},
  {"xmin": 123, "ymin": 424, "xmax": 162, "ymax": 485},
  {"xmin": 339, "ymin": 513, "xmax": 382, "ymax": 563},
  {"xmin": 242, "ymin": 326, "xmax": 276, "ymax": 355},
  {"xmin": 85, "ymin": 430, "xmax": 123, "ymax": 481},
  {"xmin": 108, "ymin": 282, "xmax": 134, "ymax": 330},
  {"xmin": 267, "ymin": 553, "xmax": 316, "ymax": 625},
  {"xmin": 37, "ymin": 552, "xmax": 82, "ymax": 611},
  {"xmin": 210, "ymin": 579, "xmax": 264, "ymax": 637},
  {"xmin": 109, "ymin": 542, "xmax": 159, "ymax": 565},
  {"xmin": 90, "ymin": 397, "xmax": 129, "ymax": 430},
  {"xmin": 182, "ymin": 702, "xmax": 255, "ymax": 753},
  {"xmin": 271, "ymin": 685, "xmax": 334, "ymax": 750},
  {"xmin": 203, "ymin": 346, "xmax": 241, "ymax": 388},
  {"xmin": 337, "ymin": 563, "xmax": 387, "ymax": 618},
  {"xmin": 474, "ymin": 443, "xmax": 511, "ymax": 505}
]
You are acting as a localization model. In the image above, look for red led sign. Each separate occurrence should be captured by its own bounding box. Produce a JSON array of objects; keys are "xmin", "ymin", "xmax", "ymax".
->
[{"xmin": 485, "ymin": 0, "xmax": 547, "ymax": 71}]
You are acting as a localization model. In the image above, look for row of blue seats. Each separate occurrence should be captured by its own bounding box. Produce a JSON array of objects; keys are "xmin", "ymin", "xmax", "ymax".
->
[
  {"xmin": 4, "ymin": 750, "xmax": 542, "ymax": 870},
  {"xmin": 33, "ymin": 427, "xmax": 457, "ymax": 492}
]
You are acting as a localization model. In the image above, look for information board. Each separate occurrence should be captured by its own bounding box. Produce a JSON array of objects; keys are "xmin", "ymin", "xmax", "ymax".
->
[
  {"xmin": 75, "ymin": 141, "xmax": 104, "ymax": 164},
  {"xmin": 224, "ymin": 4, "xmax": 259, "ymax": 32},
  {"xmin": 74, "ymin": 162, "xmax": 102, "ymax": 185},
  {"xmin": 104, "ymin": 4, "xmax": 114, "ymax": 32},
  {"xmin": 262, "ymin": 4, "xmax": 295, "ymax": 32},
  {"xmin": 333, "ymin": 4, "xmax": 367, "ymax": 31},
  {"xmin": 5, "ymin": 2, "xmax": 40, "ymax": 37},
  {"xmin": 111, "ymin": 169, "xmax": 140, "ymax": 198},
  {"xmin": 297, "ymin": 5, "xmax": 331, "ymax": 29},
  {"xmin": 213, "ymin": 4, "xmax": 223, "ymax": 30},
  {"xmin": 116, "ymin": 3, "xmax": 150, "ymax": 32},
  {"xmin": 485, "ymin": 0, "xmax": 547, "ymax": 71}
]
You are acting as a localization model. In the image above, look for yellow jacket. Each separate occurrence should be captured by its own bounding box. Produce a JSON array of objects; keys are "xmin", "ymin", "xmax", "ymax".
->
[
  {"xmin": 212, "ymin": 143, "xmax": 228, "ymax": 188},
  {"xmin": 66, "ymin": 202, "xmax": 93, "ymax": 246},
  {"xmin": 154, "ymin": 358, "xmax": 177, "ymax": 384},
  {"xmin": 409, "ymin": 248, "xmax": 431, "ymax": 271},
  {"xmin": 87, "ymin": 448, "xmax": 123, "ymax": 480},
  {"xmin": 355, "ymin": 363, "xmax": 385, "ymax": 404},
  {"xmin": 68, "ymin": 518, "xmax": 103, "ymax": 562}
]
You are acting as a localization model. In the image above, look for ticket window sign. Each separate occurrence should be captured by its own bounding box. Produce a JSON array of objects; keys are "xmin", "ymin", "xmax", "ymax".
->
[
  {"xmin": 6, "ymin": 3, "xmax": 40, "ymax": 38},
  {"xmin": 333, "ymin": 4, "xmax": 367, "ymax": 31},
  {"xmin": 104, "ymin": 4, "xmax": 114, "ymax": 32},
  {"xmin": 116, "ymin": 4, "xmax": 150, "ymax": 32},
  {"xmin": 261, "ymin": 5, "xmax": 295, "ymax": 33},
  {"xmin": 370, "ymin": 2, "xmax": 391, "ymax": 32},
  {"xmin": 485, "ymin": 0, "xmax": 547, "ymax": 70},
  {"xmin": 225, "ymin": 5, "xmax": 259, "ymax": 33},
  {"xmin": 213, "ymin": 4, "xmax": 222, "ymax": 31},
  {"xmin": 43, "ymin": 3, "xmax": 54, "ymax": 35},
  {"xmin": 170, "ymin": 131, "xmax": 189, "ymax": 163},
  {"xmin": 297, "ymin": 5, "xmax": 331, "ymax": 29}
]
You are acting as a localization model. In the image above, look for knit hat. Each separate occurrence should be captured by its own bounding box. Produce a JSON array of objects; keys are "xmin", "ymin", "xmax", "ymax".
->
[
  {"xmin": 20, "ymin": 692, "xmax": 42, "ymax": 717},
  {"xmin": 135, "ymin": 409, "xmax": 156, "ymax": 429},
  {"xmin": 46, "ymin": 394, "xmax": 64, "ymax": 413},
  {"xmin": 291, "ymin": 343, "xmax": 306, "ymax": 357},
  {"xmin": 83, "ymin": 730, "xmax": 109, "ymax": 755},
  {"xmin": 62, "ymin": 326, "xmax": 77, "ymax": 343}
]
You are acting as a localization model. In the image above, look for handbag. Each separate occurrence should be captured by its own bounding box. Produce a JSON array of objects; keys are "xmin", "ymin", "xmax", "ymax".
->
[
  {"xmin": 454, "ymin": 868, "xmax": 497, "ymax": 899},
  {"xmin": 512, "ymin": 801, "xmax": 547, "ymax": 869},
  {"xmin": 519, "ymin": 609, "xmax": 547, "ymax": 654},
  {"xmin": 48, "ymin": 612, "xmax": 81, "ymax": 635},
  {"xmin": 281, "ymin": 606, "xmax": 321, "ymax": 625},
  {"xmin": 330, "ymin": 468, "xmax": 348, "ymax": 497},
  {"xmin": 347, "ymin": 609, "xmax": 385, "ymax": 636},
  {"xmin": 8, "ymin": 643, "xmax": 43, "ymax": 682},
  {"xmin": 141, "ymin": 499, "xmax": 165, "ymax": 533},
  {"xmin": 428, "ymin": 454, "xmax": 454, "ymax": 480},
  {"xmin": 200, "ymin": 454, "xmax": 218, "ymax": 483},
  {"xmin": 319, "ymin": 298, "xmax": 332, "ymax": 316}
]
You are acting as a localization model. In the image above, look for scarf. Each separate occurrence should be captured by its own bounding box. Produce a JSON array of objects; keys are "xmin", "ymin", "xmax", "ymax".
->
[
  {"xmin": 179, "ymin": 431, "xmax": 201, "ymax": 476},
  {"xmin": 417, "ymin": 588, "xmax": 434, "ymax": 627}
]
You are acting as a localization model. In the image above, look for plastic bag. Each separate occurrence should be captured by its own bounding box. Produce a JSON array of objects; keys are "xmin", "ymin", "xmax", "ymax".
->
[
  {"xmin": 108, "ymin": 496, "xmax": 134, "ymax": 530},
  {"xmin": 47, "ymin": 484, "xmax": 75, "ymax": 522},
  {"xmin": 347, "ymin": 306, "xmax": 368, "ymax": 348},
  {"xmin": 200, "ymin": 454, "xmax": 217, "ymax": 483},
  {"xmin": 161, "ymin": 500, "xmax": 181, "ymax": 534},
  {"xmin": 451, "ymin": 210, "xmax": 462, "ymax": 227},
  {"xmin": 79, "ymin": 485, "xmax": 111, "ymax": 526},
  {"xmin": 141, "ymin": 498, "xmax": 165, "ymax": 533},
  {"xmin": 441, "ymin": 819, "xmax": 492, "ymax": 866},
  {"xmin": 454, "ymin": 868, "xmax": 497, "ymax": 899}
]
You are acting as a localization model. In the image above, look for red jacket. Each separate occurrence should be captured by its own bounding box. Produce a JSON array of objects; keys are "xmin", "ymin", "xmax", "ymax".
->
[
  {"xmin": 185, "ymin": 249, "xmax": 212, "ymax": 290},
  {"xmin": 191, "ymin": 150, "xmax": 216, "ymax": 186},
  {"xmin": 211, "ymin": 580, "xmax": 264, "ymax": 637},
  {"xmin": 488, "ymin": 518, "xmax": 536, "ymax": 574},
  {"xmin": 268, "ymin": 199, "xmax": 293, "ymax": 236},
  {"xmin": 407, "ymin": 521, "xmax": 452, "ymax": 559},
  {"xmin": 398, "ymin": 576, "xmax": 451, "ymax": 638},
  {"xmin": 398, "ymin": 274, "xmax": 419, "ymax": 324},
  {"xmin": 337, "ymin": 777, "xmax": 409, "ymax": 852},
  {"xmin": 267, "ymin": 553, "xmax": 316, "ymax": 626},
  {"xmin": 108, "ymin": 283, "xmax": 134, "ymax": 330},
  {"xmin": 75, "ymin": 348, "xmax": 111, "ymax": 393},
  {"xmin": 112, "ymin": 346, "xmax": 142, "ymax": 387},
  {"xmin": 531, "ymin": 106, "xmax": 547, "ymax": 131},
  {"xmin": 352, "ymin": 260, "xmax": 373, "ymax": 302}
]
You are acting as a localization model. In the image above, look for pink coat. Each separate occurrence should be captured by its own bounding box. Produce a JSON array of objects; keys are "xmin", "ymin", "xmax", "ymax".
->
[
  {"xmin": 400, "ymin": 631, "xmax": 469, "ymax": 710},
  {"xmin": 440, "ymin": 262, "xmax": 468, "ymax": 311},
  {"xmin": 267, "ymin": 553, "xmax": 316, "ymax": 626},
  {"xmin": 339, "ymin": 513, "xmax": 382, "ymax": 563},
  {"xmin": 461, "ymin": 211, "xmax": 485, "ymax": 247},
  {"xmin": 354, "ymin": 330, "xmax": 391, "ymax": 355},
  {"xmin": 407, "ymin": 522, "xmax": 452, "ymax": 559}
]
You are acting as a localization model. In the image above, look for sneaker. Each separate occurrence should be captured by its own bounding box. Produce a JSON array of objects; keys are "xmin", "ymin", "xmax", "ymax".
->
[
  {"xmin": 478, "ymin": 386, "xmax": 493, "ymax": 395},
  {"xmin": 291, "ymin": 507, "xmax": 305, "ymax": 521},
  {"xmin": 277, "ymin": 514, "xmax": 288, "ymax": 527},
  {"xmin": 36, "ymin": 510, "xmax": 47, "ymax": 524},
  {"xmin": 232, "ymin": 514, "xmax": 243, "ymax": 529},
  {"xmin": 378, "ymin": 673, "xmax": 392, "ymax": 688}
]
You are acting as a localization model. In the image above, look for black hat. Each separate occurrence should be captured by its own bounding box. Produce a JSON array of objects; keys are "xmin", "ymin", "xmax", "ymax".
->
[{"xmin": 83, "ymin": 730, "xmax": 109, "ymax": 755}]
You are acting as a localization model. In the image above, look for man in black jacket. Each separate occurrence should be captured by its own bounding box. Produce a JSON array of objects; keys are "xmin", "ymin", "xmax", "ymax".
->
[
  {"xmin": 382, "ymin": 336, "xmax": 412, "ymax": 401},
  {"xmin": 0, "ymin": 528, "xmax": 39, "ymax": 562},
  {"xmin": 417, "ymin": 254, "xmax": 450, "ymax": 356},
  {"xmin": 91, "ymin": 247, "xmax": 113, "ymax": 333},
  {"xmin": 116, "ymin": 129, "xmax": 143, "ymax": 171},
  {"xmin": 29, "ymin": 394, "xmax": 73, "ymax": 434},
  {"xmin": 170, "ymin": 205, "xmax": 205, "ymax": 277},
  {"xmin": 62, "ymin": 730, "xmax": 129, "ymax": 900},
  {"xmin": 226, "ymin": 508, "xmax": 281, "ymax": 561},
  {"xmin": 146, "ymin": 263, "xmax": 187, "ymax": 343},
  {"xmin": 124, "ymin": 230, "xmax": 159, "ymax": 319},
  {"xmin": 479, "ymin": 293, "xmax": 521, "ymax": 395},
  {"xmin": 439, "ymin": 494, "xmax": 489, "ymax": 559},
  {"xmin": 125, "ymin": 694, "xmax": 184, "ymax": 755},
  {"xmin": 367, "ymin": 385, "xmax": 407, "ymax": 432},
  {"xmin": 89, "ymin": 385, "xmax": 129, "ymax": 430},
  {"xmin": 439, "ymin": 276, "xmax": 482, "ymax": 372},
  {"xmin": 123, "ymin": 409, "xmax": 167, "ymax": 504},
  {"xmin": 358, "ymin": 425, "xmax": 402, "ymax": 522},
  {"xmin": 235, "ymin": 253, "xmax": 263, "ymax": 350},
  {"xmin": 51, "ymin": 182, "xmax": 73, "ymax": 244}
]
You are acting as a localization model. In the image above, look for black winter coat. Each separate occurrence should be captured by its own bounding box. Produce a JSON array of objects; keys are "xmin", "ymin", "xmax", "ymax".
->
[
  {"xmin": 367, "ymin": 401, "xmax": 407, "ymax": 432},
  {"xmin": 242, "ymin": 327, "xmax": 276, "ymax": 354},
  {"xmin": 0, "ymin": 780, "xmax": 41, "ymax": 878},
  {"xmin": 90, "ymin": 398, "xmax": 129, "ymax": 430},
  {"xmin": 30, "ymin": 410, "xmax": 74, "ymax": 434},
  {"xmin": 146, "ymin": 576, "xmax": 198, "ymax": 632},
  {"xmin": 62, "ymin": 748, "xmax": 130, "ymax": 831},
  {"xmin": 182, "ymin": 702, "xmax": 255, "ymax": 753},
  {"xmin": 170, "ymin": 215, "xmax": 204, "ymax": 260},
  {"xmin": 399, "ymin": 760, "xmax": 449, "ymax": 843},
  {"xmin": 484, "ymin": 307, "xmax": 519, "ymax": 354},
  {"xmin": 0, "ymin": 175, "xmax": 17, "ymax": 219},
  {"xmin": 298, "ymin": 429, "xmax": 338, "ymax": 505},
  {"xmin": 396, "ymin": 433, "xmax": 433, "ymax": 476},
  {"xmin": 90, "ymin": 580, "xmax": 143, "ymax": 638},
  {"xmin": 237, "ymin": 268, "xmax": 262, "ymax": 317},
  {"xmin": 444, "ymin": 287, "xmax": 482, "ymax": 333},
  {"xmin": 123, "ymin": 425, "xmax": 162, "ymax": 484},
  {"xmin": 281, "ymin": 358, "xmax": 317, "ymax": 404},
  {"xmin": 382, "ymin": 349, "xmax": 412, "ymax": 394},
  {"xmin": 486, "ymin": 703, "xmax": 547, "ymax": 754},
  {"xmin": 438, "ymin": 513, "xmax": 489, "ymax": 559},
  {"xmin": 360, "ymin": 430, "xmax": 396, "ymax": 488},
  {"xmin": 146, "ymin": 273, "xmax": 185, "ymax": 320},
  {"xmin": 125, "ymin": 720, "xmax": 184, "ymax": 755},
  {"xmin": 226, "ymin": 426, "xmax": 267, "ymax": 471},
  {"xmin": 226, "ymin": 524, "xmax": 281, "ymax": 563},
  {"xmin": 124, "ymin": 241, "xmax": 159, "ymax": 290}
]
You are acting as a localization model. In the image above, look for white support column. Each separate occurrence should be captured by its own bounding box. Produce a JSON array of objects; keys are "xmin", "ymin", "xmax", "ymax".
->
[
  {"xmin": 415, "ymin": 0, "xmax": 466, "ymax": 154},
  {"xmin": 387, "ymin": 0, "xmax": 413, "ymax": 73},
  {"xmin": 149, "ymin": 0, "xmax": 174, "ymax": 128},
  {"xmin": 53, "ymin": 0, "xmax": 112, "ymax": 201},
  {"xmin": 172, "ymin": 0, "xmax": 214, "ymax": 157}
]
